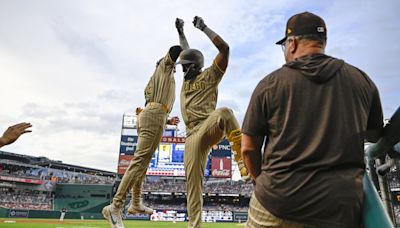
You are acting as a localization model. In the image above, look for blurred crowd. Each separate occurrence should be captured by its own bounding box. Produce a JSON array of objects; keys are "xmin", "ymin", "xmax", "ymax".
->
[
  {"xmin": 143, "ymin": 202, "xmax": 248, "ymax": 212},
  {"xmin": 0, "ymin": 188, "xmax": 52, "ymax": 210},
  {"xmin": 0, "ymin": 164, "xmax": 115, "ymax": 185},
  {"xmin": 143, "ymin": 179, "xmax": 253, "ymax": 196},
  {"xmin": 387, "ymin": 170, "xmax": 400, "ymax": 189},
  {"xmin": 204, "ymin": 181, "xmax": 253, "ymax": 197}
]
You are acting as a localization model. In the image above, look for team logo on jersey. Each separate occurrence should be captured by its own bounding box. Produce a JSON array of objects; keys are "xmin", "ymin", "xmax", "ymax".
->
[{"xmin": 183, "ymin": 81, "xmax": 206, "ymax": 92}]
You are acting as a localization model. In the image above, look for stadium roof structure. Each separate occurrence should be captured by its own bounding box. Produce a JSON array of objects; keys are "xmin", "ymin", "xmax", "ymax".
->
[{"xmin": 0, "ymin": 150, "xmax": 116, "ymax": 177}]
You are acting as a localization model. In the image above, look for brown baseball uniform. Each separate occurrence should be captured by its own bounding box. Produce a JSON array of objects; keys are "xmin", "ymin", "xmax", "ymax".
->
[
  {"xmin": 112, "ymin": 52, "xmax": 176, "ymax": 210},
  {"xmin": 181, "ymin": 61, "xmax": 241, "ymax": 228}
]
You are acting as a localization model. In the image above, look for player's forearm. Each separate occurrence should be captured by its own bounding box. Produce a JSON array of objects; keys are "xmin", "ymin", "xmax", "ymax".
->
[
  {"xmin": 203, "ymin": 27, "xmax": 229, "ymax": 55},
  {"xmin": 178, "ymin": 33, "xmax": 190, "ymax": 50},
  {"xmin": 176, "ymin": 18, "xmax": 190, "ymax": 50}
]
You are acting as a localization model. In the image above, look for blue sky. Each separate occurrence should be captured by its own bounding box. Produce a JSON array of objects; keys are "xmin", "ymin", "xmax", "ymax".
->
[{"xmin": 0, "ymin": 0, "xmax": 399, "ymax": 172}]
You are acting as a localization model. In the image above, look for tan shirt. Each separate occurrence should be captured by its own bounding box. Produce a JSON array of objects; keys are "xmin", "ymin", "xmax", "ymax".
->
[
  {"xmin": 180, "ymin": 61, "xmax": 224, "ymax": 133},
  {"xmin": 144, "ymin": 53, "xmax": 176, "ymax": 113}
]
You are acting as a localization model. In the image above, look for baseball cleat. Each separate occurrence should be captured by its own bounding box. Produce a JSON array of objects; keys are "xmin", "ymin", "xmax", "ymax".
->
[
  {"xmin": 102, "ymin": 205, "xmax": 125, "ymax": 228},
  {"xmin": 128, "ymin": 203, "xmax": 154, "ymax": 215}
]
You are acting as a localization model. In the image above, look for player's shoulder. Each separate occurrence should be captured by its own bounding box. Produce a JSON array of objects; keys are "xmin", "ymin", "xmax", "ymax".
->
[{"xmin": 203, "ymin": 61, "xmax": 224, "ymax": 77}]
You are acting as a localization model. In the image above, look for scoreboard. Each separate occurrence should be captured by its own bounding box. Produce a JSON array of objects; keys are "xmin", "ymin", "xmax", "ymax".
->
[{"xmin": 117, "ymin": 114, "xmax": 232, "ymax": 178}]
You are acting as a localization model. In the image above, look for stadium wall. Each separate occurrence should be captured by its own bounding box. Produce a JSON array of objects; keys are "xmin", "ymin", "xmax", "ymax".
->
[
  {"xmin": 0, "ymin": 207, "xmax": 249, "ymax": 222},
  {"xmin": 54, "ymin": 183, "xmax": 113, "ymax": 212},
  {"xmin": 0, "ymin": 208, "xmax": 82, "ymax": 219}
]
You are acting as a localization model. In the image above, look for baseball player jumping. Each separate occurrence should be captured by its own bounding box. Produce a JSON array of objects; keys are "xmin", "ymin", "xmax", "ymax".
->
[
  {"xmin": 102, "ymin": 45, "xmax": 182, "ymax": 228},
  {"xmin": 175, "ymin": 16, "xmax": 249, "ymax": 228}
]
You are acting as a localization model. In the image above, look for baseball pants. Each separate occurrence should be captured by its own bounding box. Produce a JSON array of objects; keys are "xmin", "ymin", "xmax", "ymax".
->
[
  {"xmin": 112, "ymin": 103, "xmax": 167, "ymax": 209},
  {"xmin": 185, "ymin": 107, "xmax": 240, "ymax": 228},
  {"xmin": 246, "ymin": 193, "xmax": 315, "ymax": 228}
]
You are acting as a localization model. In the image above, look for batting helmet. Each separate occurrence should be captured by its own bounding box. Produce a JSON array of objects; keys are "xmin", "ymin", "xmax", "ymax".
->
[{"xmin": 177, "ymin": 49, "xmax": 204, "ymax": 69}]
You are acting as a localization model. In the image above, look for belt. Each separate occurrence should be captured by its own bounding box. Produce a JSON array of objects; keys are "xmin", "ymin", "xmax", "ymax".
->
[{"xmin": 146, "ymin": 102, "xmax": 169, "ymax": 113}]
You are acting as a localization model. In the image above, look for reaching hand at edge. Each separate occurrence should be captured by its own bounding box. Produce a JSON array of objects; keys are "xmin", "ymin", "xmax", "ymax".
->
[{"xmin": 0, "ymin": 122, "xmax": 32, "ymax": 147}]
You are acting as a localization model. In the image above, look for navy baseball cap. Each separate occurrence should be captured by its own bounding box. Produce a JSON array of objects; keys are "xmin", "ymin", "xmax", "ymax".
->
[{"xmin": 276, "ymin": 12, "xmax": 327, "ymax": 45}]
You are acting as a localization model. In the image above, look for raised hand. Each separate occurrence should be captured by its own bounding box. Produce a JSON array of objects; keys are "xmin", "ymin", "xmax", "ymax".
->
[
  {"xmin": 193, "ymin": 16, "xmax": 207, "ymax": 31},
  {"xmin": 175, "ymin": 18, "xmax": 184, "ymax": 34}
]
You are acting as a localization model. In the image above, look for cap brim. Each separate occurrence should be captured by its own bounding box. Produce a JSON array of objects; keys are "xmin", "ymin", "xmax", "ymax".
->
[
  {"xmin": 275, "ymin": 37, "xmax": 287, "ymax": 45},
  {"xmin": 176, "ymin": 59, "xmax": 193, "ymax": 65}
]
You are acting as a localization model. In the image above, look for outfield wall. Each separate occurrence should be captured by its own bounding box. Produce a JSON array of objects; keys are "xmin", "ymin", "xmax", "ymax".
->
[
  {"xmin": 54, "ymin": 183, "xmax": 113, "ymax": 212},
  {"xmin": 0, "ymin": 208, "xmax": 81, "ymax": 219}
]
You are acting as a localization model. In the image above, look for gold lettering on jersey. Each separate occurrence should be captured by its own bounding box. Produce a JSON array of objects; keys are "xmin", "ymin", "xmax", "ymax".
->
[{"xmin": 184, "ymin": 81, "xmax": 206, "ymax": 92}]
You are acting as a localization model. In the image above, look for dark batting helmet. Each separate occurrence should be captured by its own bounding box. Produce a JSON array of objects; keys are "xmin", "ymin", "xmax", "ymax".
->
[{"xmin": 176, "ymin": 49, "xmax": 204, "ymax": 70}]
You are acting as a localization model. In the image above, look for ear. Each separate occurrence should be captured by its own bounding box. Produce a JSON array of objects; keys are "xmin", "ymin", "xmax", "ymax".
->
[{"xmin": 289, "ymin": 38, "xmax": 298, "ymax": 54}]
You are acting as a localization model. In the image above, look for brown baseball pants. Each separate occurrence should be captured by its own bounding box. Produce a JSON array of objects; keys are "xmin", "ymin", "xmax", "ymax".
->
[
  {"xmin": 112, "ymin": 103, "xmax": 167, "ymax": 209},
  {"xmin": 185, "ymin": 107, "xmax": 240, "ymax": 228}
]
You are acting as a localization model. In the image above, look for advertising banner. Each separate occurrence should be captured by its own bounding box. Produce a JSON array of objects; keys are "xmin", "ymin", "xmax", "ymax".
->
[
  {"xmin": 125, "ymin": 213, "xmax": 150, "ymax": 220},
  {"xmin": 150, "ymin": 210, "xmax": 186, "ymax": 222},
  {"xmin": 233, "ymin": 212, "xmax": 248, "ymax": 222},
  {"xmin": 211, "ymin": 139, "xmax": 231, "ymax": 157},
  {"xmin": 211, "ymin": 157, "xmax": 232, "ymax": 178},
  {"xmin": 202, "ymin": 210, "xmax": 233, "ymax": 222},
  {"xmin": 119, "ymin": 135, "xmax": 138, "ymax": 155},
  {"xmin": 117, "ymin": 155, "xmax": 133, "ymax": 175},
  {"xmin": 160, "ymin": 136, "xmax": 185, "ymax": 144},
  {"xmin": 0, "ymin": 175, "xmax": 43, "ymax": 185},
  {"xmin": 9, "ymin": 209, "xmax": 29, "ymax": 218}
]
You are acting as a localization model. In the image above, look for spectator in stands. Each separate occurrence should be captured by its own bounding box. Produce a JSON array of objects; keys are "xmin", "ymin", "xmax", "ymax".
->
[
  {"xmin": 0, "ymin": 189, "xmax": 52, "ymax": 210},
  {"xmin": 0, "ymin": 122, "xmax": 32, "ymax": 148}
]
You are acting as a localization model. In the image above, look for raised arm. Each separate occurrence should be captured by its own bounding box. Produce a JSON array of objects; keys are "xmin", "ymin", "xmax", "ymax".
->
[
  {"xmin": 176, "ymin": 18, "xmax": 190, "ymax": 50},
  {"xmin": 193, "ymin": 16, "xmax": 229, "ymax": 72}
]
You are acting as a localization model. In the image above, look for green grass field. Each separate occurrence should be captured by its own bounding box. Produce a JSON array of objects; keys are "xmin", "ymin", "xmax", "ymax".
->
[{"xmin": 0, "ymin": 219, "xmax": 245, "ymax": 228}]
